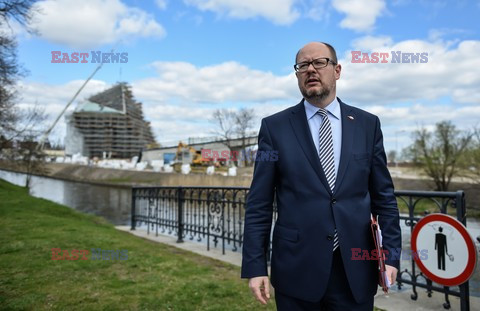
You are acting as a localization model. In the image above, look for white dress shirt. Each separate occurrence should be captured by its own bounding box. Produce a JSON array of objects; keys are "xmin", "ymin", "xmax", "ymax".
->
[{"xmin": 304, "ymin": 97, "xmax": 342, "ymax": 178}]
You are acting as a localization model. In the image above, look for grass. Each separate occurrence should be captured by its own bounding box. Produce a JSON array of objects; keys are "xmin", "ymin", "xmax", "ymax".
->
[
  {"xmin": 0, "ymin": 180, "xmax": 387, "ymax": 310},
  {"xmin": 0, "ymin": 180, "xmax": 275, "ymax": 310},
  {"xmin": 397, "ymin": 197, "xmax": 447, "ymax": 216},
  {"xmin": 396, "ymin": 196, "xmax": 480, "ymax": 219}
]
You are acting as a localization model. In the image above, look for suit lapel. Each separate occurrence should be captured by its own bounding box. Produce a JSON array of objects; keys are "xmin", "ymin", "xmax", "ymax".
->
[
  {"xmin": 334, "ymin": 99, "xmax": 356, "ymax": 194},
  {"xmin": 289, "ymin": 100, "xmax": 332, "ymax": 194}
]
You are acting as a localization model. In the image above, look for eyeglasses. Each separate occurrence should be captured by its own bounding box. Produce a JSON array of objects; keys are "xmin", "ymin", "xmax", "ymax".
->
[{"xmin": 294, "ymin": 57, "xmax": 337, "ymax": 73}]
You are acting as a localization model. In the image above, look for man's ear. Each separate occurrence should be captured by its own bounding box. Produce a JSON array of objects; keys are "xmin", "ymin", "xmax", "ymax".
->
[{"xmin": 335, "ymin": 64, "xmax": 342, "ymax": 80}]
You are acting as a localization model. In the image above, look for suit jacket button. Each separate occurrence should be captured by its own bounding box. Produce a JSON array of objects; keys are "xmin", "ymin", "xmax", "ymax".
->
[
  {"xmin": 331, "ymin": 198, "xmax": 337, "ymax": 204},
  {"xmin": 327, "ymin": 235, "xmax": 333, "ymax": 241}
]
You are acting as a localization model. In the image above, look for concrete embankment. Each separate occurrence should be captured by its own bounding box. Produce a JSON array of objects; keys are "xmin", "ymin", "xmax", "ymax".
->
[{"xmin": 0, "ymin": 162, "xmax": 254, "ymax": 187}]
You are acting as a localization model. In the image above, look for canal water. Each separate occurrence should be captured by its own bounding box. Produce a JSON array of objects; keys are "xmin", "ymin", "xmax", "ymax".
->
[
  {"xmin": 0, "ymin": 169, "xmax": 131, "ymax": 225},
  {"xmin": 1, "ymin": 168, "xmax": 479, "ymax": 298}
]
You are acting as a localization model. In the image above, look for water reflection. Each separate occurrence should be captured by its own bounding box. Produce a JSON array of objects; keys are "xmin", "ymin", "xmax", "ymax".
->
[{"xmin": 0, "ymin": 170, "xmax": 131, "ymax": 225}]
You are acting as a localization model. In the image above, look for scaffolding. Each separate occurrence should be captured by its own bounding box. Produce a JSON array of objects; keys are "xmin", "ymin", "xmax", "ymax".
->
[{"xmin": 65, "ymin": 83, "xmax": 155, "ymax": 158}]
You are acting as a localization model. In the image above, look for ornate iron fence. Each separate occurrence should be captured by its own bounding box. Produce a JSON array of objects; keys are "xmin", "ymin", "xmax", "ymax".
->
[
  {"xmin": 131, "ymin": 187, "xmax": 470, "ymax": 310},
  {"xmin": 131, "ymin": 186, "xmax": 260, "ymax": 254}
]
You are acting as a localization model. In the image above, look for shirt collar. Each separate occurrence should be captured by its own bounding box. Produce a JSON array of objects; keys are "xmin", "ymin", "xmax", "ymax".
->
[{"xmin": 304, "ymin": 97, "xmax": 341, "ymax": 120}]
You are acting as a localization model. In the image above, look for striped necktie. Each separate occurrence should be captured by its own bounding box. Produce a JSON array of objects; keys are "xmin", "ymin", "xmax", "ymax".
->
[{"xmin": 317, "ymin": 108, "xmax": 339, "ymax": 252}]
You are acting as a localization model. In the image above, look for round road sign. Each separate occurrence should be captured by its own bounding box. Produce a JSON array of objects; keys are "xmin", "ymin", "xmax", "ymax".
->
[{"xmin": 411, "ymin": 213, "xmax": 477, "ymax": 286}]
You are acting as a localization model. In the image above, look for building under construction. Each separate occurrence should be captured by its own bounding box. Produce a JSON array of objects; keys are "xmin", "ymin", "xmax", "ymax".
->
[{"xmin": 65, "ymin": 83, "xmax": 155, "ymax": 158}]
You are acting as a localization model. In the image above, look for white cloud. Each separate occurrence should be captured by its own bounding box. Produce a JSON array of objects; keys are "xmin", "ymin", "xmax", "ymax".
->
[
  {"xmin": 305, "ymin": 0, "xmax": 330, "ymax": 21},
  {"xmin": 365, "ymin": 104, "xmax": 480, "ymax": 127},
  {"xmin": 332, "ymin": 0, "xmax": 386, "ymax": 32},
  {"xmin": 349, "ymin": 35, "xmax": 393, "ymax": 51},
  {"xmin": 132, "ymin": 61, "xmax": 298, "ymax": 104},
  {"xmin": 30, "ymin": 0, "xmax": 166, "ymax": 48},
  {"xmin": 144, "ymin": 105, "xmax": 219, "ymax": 142},
  {"xmin": 16, "ymin": 79, "xmax": 109, "ymax": 142},
  {"xmin": 338, "ymin": 38, "xmax": 480, "ymax": 106},
  {"xmin": 155, "ymin": 0, "xmax": 168, "ymax": 10},
  {"xmin": 140, "ymin": 101, "xmax": 292, "ymax": 144},
  {"xmin": 363, "ymin": 103, "xmax": 480, "ymax": 152},
  {"xmin": 18, "ymin": 80, "xmax": 108, "ymax": 112},
  {"xmin": 184, "ymin": 0, "xmax": 300, "ymax": 25}
]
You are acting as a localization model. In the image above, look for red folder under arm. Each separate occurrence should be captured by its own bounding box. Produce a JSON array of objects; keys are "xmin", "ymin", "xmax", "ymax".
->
[{"xmin": 371, "ymin": 214, "xmax": 390, "ymax": 293}]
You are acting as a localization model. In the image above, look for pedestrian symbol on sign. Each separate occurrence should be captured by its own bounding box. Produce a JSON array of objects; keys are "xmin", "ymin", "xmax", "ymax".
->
[
  {"xmin": 435, "ymin": 226, "xmax": 454, "ymax": 271},
  {"xmin": 412, "ymin": 214, "xmax": 477, "ymax": 287}
]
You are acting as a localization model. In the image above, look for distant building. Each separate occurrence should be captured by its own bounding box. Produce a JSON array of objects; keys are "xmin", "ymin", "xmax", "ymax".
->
[
  {"xmin": 141, "ymin": 135, "xmax": 258, "ymax": 167},
  {"xmin": 65, "ymin": 83, "xmax": 155, "ymax": 158}
]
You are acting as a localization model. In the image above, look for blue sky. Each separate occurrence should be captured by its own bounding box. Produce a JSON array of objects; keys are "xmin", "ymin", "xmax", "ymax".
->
[{"xmin": 8, "ymin": 0, "xmax": 480, "ymax": 154}]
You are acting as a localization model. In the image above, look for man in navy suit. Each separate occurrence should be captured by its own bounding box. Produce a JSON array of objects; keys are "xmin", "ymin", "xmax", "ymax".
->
[{"xmin": 241, "ymin": 42, "xmax": 401, "ymax": 310}]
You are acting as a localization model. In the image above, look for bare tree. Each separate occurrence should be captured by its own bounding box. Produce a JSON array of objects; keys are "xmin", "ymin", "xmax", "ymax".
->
[
  {"xmin": 234, "ymin": 108, "xmax": 255, "ymax": 166},
  {"xmin": 211, "ymin": 109, "xmax": 236, "ymax": 150},
  {"xmin": 0, "ymin": 0, "xmax": 36, "ymax": 28},
  {"xmin": 412, "ymin": 121, "xmax": 471, "ymax": 191},
  {"xmin": 1, "ymin": 101, "xmax": 45, "ymax": 148},
  {"xmin": 463, "ymin": 127, "xmax": 480, "ymax": 183},
  {"xmin": 0, "ymin": 33, "xmax": 23, "ymax": 147},
  {"xmin": 0, "ymin": 0, "xmax": 36, "ymax": 89},
  {"xmin": 0, "ymin": 0, "xmax": 38, "ymax": 148},
  {"xmin": 0, "ymin": 1, "xmax": 47, "ymax": 187},
  {"xmin": 19, "ymin": 134, "xmax": 46, "ymax": 188},
  {"xmin": 211, "ymin": 108, "xmax": 256, "ymax": 166},
  {"xmin": 1, "ymin": 103, "xmax": 47, "ymax": 187}
]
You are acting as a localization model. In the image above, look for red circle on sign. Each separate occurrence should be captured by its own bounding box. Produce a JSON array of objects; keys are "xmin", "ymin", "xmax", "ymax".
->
[{"xmin": 411, "ymin": 214, "xmax": 477, "ymax": 286}]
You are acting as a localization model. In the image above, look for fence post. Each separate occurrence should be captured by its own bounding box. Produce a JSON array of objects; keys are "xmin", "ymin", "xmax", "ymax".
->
[
  {"xmin": 130, "ymin": 188, "xmax": 136, "ymax": 230},
  {"xmin": 456, "ymin": 190, "xmax": 466, "ymax": 225},
  {"xmin": 222, "ymin": 203, "xmax": 225, "ymax": 255},
  {"xmin": 177, "ymin": 187, "xmax": 184, "ymax": 243},
  {"xmin": 456, "ymin": 191, "xmax": 469, "ymax": 311}
]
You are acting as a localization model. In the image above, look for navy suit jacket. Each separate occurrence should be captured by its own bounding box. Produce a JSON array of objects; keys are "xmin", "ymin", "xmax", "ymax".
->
[{"xmin": 241, "ymin": 98, "xmax": 401, "ymax": 304}]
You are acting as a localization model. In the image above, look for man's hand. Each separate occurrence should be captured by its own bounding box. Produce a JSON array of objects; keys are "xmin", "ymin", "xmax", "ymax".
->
[
  {"xmin": 248, "ymin": 276, "xmax": 271, "ymax": 305},
  {"xmin": 385, "ymin": 264, "xmax": 398, "ymax": 285}
]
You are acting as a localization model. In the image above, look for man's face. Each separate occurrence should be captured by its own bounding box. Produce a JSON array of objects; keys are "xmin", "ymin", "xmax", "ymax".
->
[{"xmin": 295, "ymin": 43, "xmax": 341, "ymax": 103}]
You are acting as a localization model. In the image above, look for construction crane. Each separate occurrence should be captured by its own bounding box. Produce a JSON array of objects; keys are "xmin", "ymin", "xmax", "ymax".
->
[{"xmin": 37, "ymin": 49, "xmax": 115, "ymax": 151}]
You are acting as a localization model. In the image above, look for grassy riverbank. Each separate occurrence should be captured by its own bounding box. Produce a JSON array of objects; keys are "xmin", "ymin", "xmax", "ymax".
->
[{"xmin": 0, "ymin": 180, "xmax": 274, "ymax": 310}]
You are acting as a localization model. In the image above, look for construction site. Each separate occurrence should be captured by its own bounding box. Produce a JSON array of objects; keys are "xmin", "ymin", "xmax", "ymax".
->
[
  {"xmin": 59, "ymin": 82, "xmax": 259, "ymax": 175},
  {"xmin": 65, "ymin": 82, "xmax": 155, "ymax": 159}
]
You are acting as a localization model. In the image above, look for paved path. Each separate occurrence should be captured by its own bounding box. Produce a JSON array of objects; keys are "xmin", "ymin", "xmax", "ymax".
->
[
  {"xmin": 116, "ymin": 226, "xmax": 479, "ymax": 311},
  {"xmin": 116, "ymin": 225, "xmax": 242, "ymax": 267}
]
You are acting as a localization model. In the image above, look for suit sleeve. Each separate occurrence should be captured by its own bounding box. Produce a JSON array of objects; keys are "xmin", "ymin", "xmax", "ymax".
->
[
  {"xmin": 241, "ymin": 118, "xmax": 276, "ymax": 278},
  {"xmin": 369, "ymin": 116, "xmax": 402, "ymax": 269}
]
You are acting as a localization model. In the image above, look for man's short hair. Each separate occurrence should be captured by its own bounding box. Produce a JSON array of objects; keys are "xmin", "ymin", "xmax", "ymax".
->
[{"xmin": 295, "ymin": 42, "xmax": 338, "ymax": 64}]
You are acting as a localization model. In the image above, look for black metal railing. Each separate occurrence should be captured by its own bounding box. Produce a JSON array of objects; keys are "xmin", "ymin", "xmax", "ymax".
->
[
  {"xmin": 131, "ymin": 187, "xmax": 258, "ymax": 253},
  {"xmin": 131, "ymin": 187, "xmax": 470, "ymax": 310}
]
